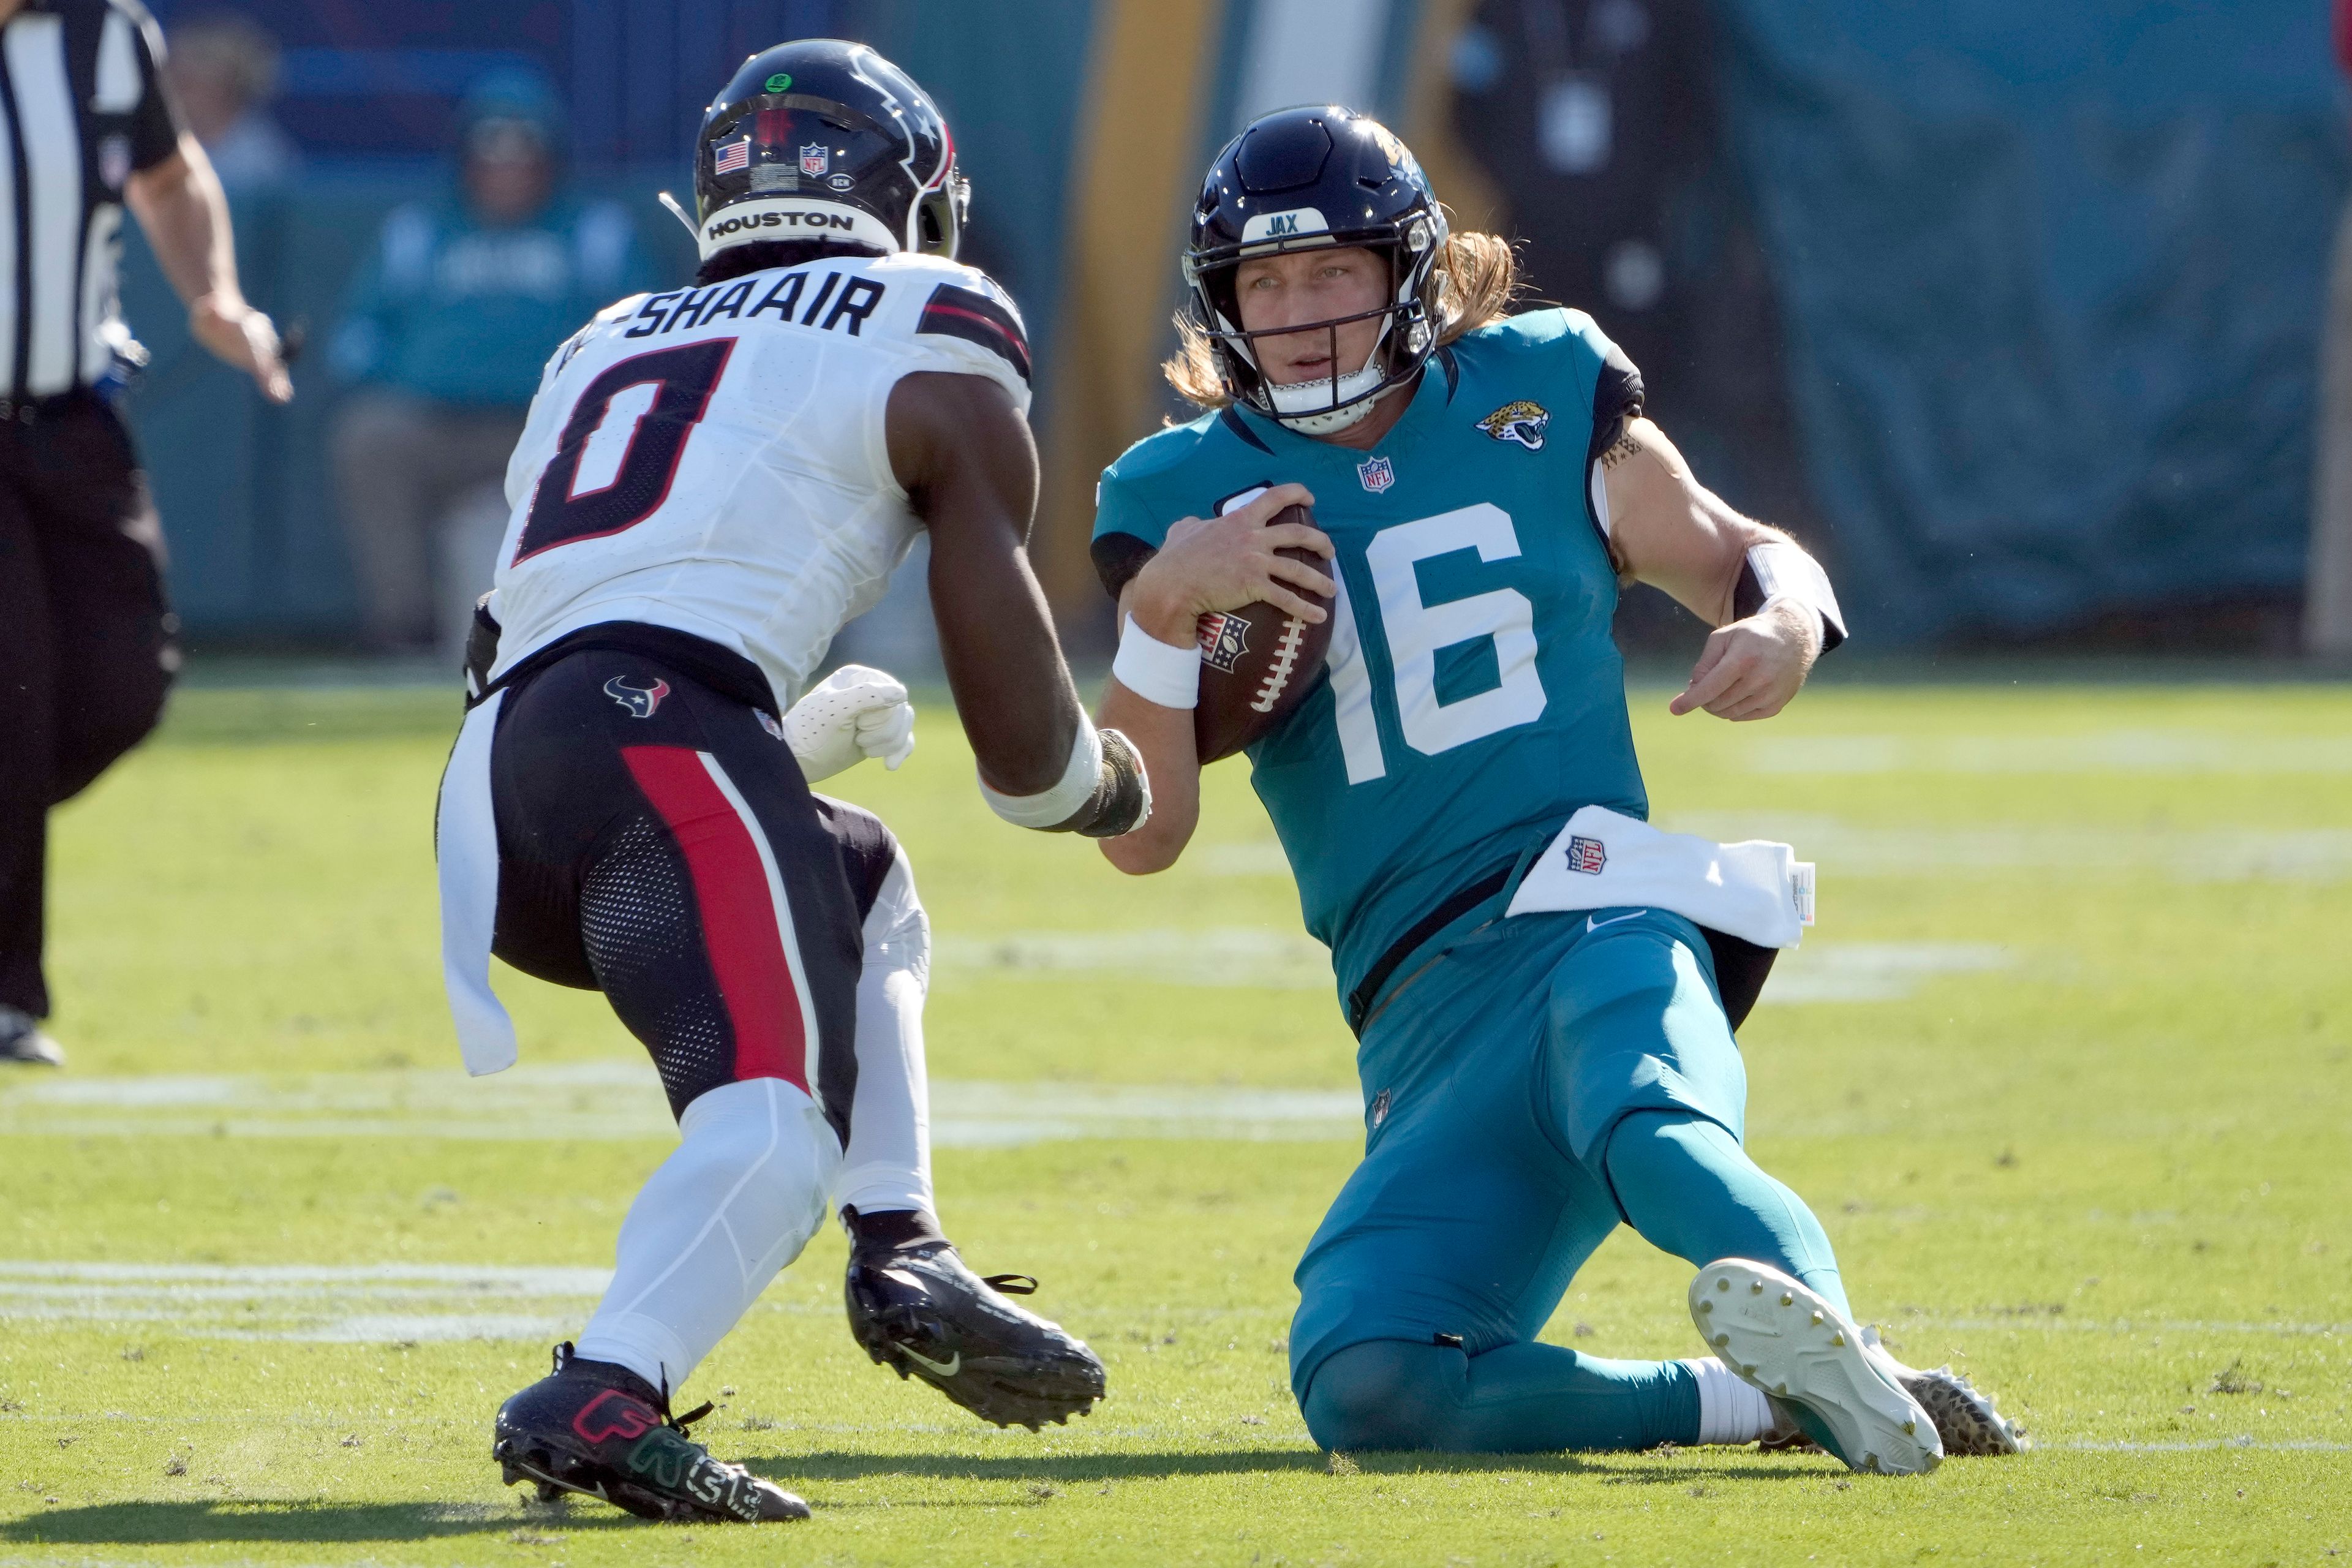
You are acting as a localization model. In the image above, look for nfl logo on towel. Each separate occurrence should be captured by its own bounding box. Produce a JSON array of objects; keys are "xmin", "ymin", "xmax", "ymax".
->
[
  {"xmin": 1356, "ymin": 454, "xmax": 1395, "ymax": 493},
  {"xmin": 1566, "ymin": 835, "xmax": 1607, "ymax": 874},
  {"xmin": 801, "ymin": 143, "xmax": 831, "ymax": 176}
]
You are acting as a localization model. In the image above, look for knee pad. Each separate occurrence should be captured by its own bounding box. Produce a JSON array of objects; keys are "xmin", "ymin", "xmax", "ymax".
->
[
  {"xmin": 658, "ymin": 1079, "xmax": 839, "ymax": 1274},
  {"xmin": 1300, "ymin": 1339, "xmax": 1463, "ymax": 1452}
]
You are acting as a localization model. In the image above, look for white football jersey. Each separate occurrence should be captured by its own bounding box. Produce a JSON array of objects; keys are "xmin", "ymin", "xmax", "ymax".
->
[{"xmin": 486, "ymin": 250, "xmax": 1033, "ymax": 707}]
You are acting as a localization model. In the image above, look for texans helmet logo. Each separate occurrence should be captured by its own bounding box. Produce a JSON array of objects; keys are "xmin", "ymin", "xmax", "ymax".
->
[
  {"xmin": 605, "ymin": 676, "xmax": 672, "ymax": 718},
  {"xmin": 1477, "ymin": 400, "xmax": 1551, "ymax": 451}
]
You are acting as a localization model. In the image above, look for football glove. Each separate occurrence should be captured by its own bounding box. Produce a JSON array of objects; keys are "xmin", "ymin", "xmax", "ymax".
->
[{"xmin": 784, "ymin": 664, "xmax": 917, "ymax": 782}]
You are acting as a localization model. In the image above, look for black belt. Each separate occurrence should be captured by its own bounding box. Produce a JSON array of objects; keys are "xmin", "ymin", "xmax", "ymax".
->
[
  {"xmin": 469, "ymin": 619, "xmax": 780, "ymax": 715},
  {"xmin": 0, "ymin": 389, "xmax": 102, "ymax": 425},
  {"xmin": 1344, "ymin": 860, "xmax": 1516, "ymax": 1038}
]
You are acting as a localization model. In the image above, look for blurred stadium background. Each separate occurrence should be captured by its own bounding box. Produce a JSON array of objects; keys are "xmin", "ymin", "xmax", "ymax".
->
[{"xmin": 121, "ymin": 0, "xmax": 2347, "ymax": 666}]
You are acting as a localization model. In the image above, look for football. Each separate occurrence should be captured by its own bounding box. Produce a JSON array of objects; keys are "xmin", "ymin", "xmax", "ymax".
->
[{"xmin": 1193, "ymin": 505, "xmax": 1335, "ymax": 763}]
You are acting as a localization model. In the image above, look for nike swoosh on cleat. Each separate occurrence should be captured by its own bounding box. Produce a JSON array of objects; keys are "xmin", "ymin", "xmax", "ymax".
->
[
  {"xmin": 899, "ymin": 1346, "xmax": 961, "ymax": 1378},
  {"xmin": 1587, "ymin": 910, "xmax": 1649, "ymax": 932}
]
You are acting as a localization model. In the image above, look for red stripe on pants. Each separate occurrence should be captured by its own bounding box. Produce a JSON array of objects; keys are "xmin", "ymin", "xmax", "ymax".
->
[{"xmin": 620, "ymin": 745, "xmax": 806, "ymax": 1090}]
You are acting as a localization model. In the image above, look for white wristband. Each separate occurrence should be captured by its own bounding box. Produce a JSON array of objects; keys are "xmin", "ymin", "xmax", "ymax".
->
[
  {"xmin": 1110, "ymin": 615, "xmax": 1202, "ymax": 710},
  {"xmin": 978, "ymin": 720, "xmax": 1104, "ymax": 829},
  {"xmin": 1746, "ymin": 540, "xmax": 1848, "ymax": 647}
]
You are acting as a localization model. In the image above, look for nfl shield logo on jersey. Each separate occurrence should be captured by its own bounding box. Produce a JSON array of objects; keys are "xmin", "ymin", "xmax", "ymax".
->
[
  {"xmin": 1566, "ymin": 834, "xmax": 1607, "ymax": 874},
  {"xmin": 1356, "ymin": 454, "xmax": 1395, "ymax": 494},
  {"xmin": 800, "ymin": 143, "xmax": 831, "ymax": 177}
]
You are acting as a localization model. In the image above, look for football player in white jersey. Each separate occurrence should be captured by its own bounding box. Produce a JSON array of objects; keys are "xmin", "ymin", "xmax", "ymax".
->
[{"xmin": 432, "ymin": 41, "xmax": 1148, "ymax": 1523}]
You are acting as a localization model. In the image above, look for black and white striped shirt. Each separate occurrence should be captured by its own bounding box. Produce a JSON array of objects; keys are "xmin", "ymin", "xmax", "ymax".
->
[{"xmin": 0, "ymin": 0, "xmax": 181, "ymax": 402}]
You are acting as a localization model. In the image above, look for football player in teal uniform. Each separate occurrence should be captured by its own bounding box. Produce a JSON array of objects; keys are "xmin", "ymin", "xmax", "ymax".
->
[{"xmin": 1089, "ymin": 108, "xmax": 2020, "ymax": 1471}]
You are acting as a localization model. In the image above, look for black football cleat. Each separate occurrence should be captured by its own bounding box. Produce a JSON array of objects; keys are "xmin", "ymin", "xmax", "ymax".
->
[
  {"xmin": 0, "ymin": 1006, "xmax": 63, "ymax": 1067},
  {"xmin": 491, "ymin": 1344, "xmax": 810, "ymax": 1523},
  {"xmin": 842, "ymin": 1210, "xmax": 1105, "ymax": 1431}
]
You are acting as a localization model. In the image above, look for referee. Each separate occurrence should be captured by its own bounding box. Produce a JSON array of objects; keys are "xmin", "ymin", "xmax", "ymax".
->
[{"xmin": 1, "ymin": 0, "xmax": 290, "ymax": 1066}]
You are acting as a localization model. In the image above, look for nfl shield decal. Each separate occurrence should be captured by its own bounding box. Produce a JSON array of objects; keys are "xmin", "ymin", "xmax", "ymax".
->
[
  {"xmin": 1356, "ymin": 454, "xmax": 1395, "ymax": 493},
  {"xmin": 1197, "ymin": 611, "xmax": 1252, "ymax": 673},
  {"xmin": 1566, "ymin": 834, "xmax": 1607, "ymax": 874},
  {"xmin": 800, "ymin": 144, "xmax": 831, "ymax": 177}
]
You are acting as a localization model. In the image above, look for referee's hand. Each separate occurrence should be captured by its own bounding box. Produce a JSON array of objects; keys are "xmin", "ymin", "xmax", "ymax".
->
[{"xmin": 190, "ymin": 292, "xmax": 293, "ymax": 404}]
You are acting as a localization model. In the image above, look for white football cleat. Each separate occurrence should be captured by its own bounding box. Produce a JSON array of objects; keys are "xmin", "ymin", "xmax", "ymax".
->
[
  {"xmin": 1860, "ymin": 1324, "xmax": 2026, "ymax": 1455},
  {"xmin": 1687, "ymin": 1259, "xmax": 1942, "ymax": 1476}
]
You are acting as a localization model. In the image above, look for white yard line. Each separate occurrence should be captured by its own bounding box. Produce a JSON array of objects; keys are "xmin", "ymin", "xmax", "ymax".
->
[
  {"xmin": 937, "ymin": 929, "xmax": 2022, "ymax": 1005},
  {"xmin": 0, "ymin": 1066, "xmax": 1369, "ymax": 1145},
  {"xmin": 1741, "ymin": 729, "xmax": 2352, "ymax": 777},
  {"xmin": 1660, "ymin": 813, "xmax": 2352, "ymax": 883},
  {"xmin": 935, "ymin": 928, "xmax": 1333, "ymax": 990},
  {"xmin": 4, "ymin": 1262, "xmax": 2342, "ymax": 1350},
  {"xmin": 1208, "ymin": 816, "xmax": 2352, "ymax": 883}
]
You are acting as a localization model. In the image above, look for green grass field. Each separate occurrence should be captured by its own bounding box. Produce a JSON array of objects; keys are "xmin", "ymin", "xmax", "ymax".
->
[{"xmin": 3, "ymin": 669, "xmax": 2348, "ymax": 1565}]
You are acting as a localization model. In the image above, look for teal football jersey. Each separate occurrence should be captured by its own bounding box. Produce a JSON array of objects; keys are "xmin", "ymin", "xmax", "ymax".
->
[{"xmin": 1092, "ymin": 308, "xmax": 1649, "ymax": 1012}]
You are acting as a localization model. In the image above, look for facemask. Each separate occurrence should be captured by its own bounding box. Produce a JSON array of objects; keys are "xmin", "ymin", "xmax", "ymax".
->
[{"xmin": 1264, "ymin": 331, "xmax": 1389, "ymax": 434}]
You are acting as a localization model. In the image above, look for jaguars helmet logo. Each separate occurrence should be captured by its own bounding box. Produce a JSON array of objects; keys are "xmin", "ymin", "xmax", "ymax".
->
[{"xmin": 1476, "ymin": 400, "xmax": 1551, "ymax": 451}]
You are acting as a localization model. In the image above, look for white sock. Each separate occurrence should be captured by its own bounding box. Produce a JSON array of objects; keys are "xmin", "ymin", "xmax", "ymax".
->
[
  {"xmin": 576, "ymin": 1078, "xmax": 839, "ymax": 1393},
  {"xmin": 1679, "ymin": 1356, "xmax": 1775, "ymax": 1445},
  {"xmin": 831, "ymin": 856, "xmax": 937, "ymax": 1218}
]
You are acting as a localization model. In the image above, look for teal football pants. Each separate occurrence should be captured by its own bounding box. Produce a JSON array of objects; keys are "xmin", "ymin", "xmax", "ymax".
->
[{"xmin": 1292, "ymin": 909, "xmax": 1848, "ymax": 1452}]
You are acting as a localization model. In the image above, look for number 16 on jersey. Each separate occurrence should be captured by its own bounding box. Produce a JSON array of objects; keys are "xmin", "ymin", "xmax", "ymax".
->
[{"xmin": 1325, "ymin": 502, "xmax": 1548, "ymax": 783}]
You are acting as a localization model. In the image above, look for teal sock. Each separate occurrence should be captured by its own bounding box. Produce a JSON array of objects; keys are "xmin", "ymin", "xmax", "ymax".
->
[
  {"xmin": 1301, "ymin": 1338, "xmax": 1699, "ymax": 1453},
  {"xmin": 1602, "ymin": 1110, "xmax": 1853, "ymax": 1320}
]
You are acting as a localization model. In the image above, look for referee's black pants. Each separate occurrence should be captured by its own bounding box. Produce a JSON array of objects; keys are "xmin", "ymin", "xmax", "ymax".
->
[{"xmin": 0, "ymin": 393, "xmax": 178, "ymax": 1020}]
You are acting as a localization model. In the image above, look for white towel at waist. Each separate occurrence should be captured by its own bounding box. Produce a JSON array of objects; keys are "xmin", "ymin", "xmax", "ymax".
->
[
  {"xmin": 435, "ymin": 690, "xmax": 518, "ymax": 1075},
  {"xmin": 1504, "ymin": 804, "xmax": 1815, "ymax": 949}
]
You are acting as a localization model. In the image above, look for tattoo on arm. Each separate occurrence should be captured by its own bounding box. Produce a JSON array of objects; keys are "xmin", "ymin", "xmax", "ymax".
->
[{"xmin": 1599, "ymin": 426, "xmax": 1642, "ymax": 470}]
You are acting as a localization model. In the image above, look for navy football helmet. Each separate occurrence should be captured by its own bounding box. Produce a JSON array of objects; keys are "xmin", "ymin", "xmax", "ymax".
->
[
  {"xmin": 685, "ymin": 40, "xmax": 967, "ymax": 263},
  {"xmin": 1183, "ymin": 106, "xmax": 1447, "ymax": 434}
]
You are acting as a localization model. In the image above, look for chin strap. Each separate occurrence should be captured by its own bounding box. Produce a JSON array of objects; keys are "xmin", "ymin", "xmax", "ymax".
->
[
  {"xmin": 1267, "ymin": 336, "xmax": 1389, "ymax": 434},
  {"xmin": 655, "ymin": 190, "xmax": 698, "ymax": 240}
]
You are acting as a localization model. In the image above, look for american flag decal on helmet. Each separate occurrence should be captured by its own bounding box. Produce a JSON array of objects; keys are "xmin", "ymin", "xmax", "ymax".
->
[
  {"xmin": 917, "ymin": 282, "xmax": 1030, "ymax": 382},
  {"xmin": 712, "ymin": 138, "xmax": 750, "ymax": 175}
]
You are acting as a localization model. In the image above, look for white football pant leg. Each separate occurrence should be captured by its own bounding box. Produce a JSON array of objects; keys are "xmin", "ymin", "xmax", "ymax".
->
[
  {"xmin": 576, "ymin": 1077, "xmax": 837, "ymax": 1392},
  {"xmin": 831, "ymin": 853, "xmax": 936, "ymax": 1220}
]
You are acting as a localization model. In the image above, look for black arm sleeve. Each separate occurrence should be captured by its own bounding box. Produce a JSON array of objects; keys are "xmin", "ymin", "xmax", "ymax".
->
[
  {"xmin": 125, "ymin": 2, "xmax": 186, "ymax": 172},
  {"xmin": 1586, "ymin": 344, "xmax": 1646, "ymax": 463},
  {"xmin": 1090, "ymin": 531, "xmax": 1158, "ymax": 604},
  {"xmin": 1581, "ymin": 344, "xmax": 1645, "ymax": 551}
]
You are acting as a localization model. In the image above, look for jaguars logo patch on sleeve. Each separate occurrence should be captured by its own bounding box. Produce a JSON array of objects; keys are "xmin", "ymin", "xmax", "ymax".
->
[{"xmin": 1476, "ymin": 401, "xmax": 1551, "ymax": 451}]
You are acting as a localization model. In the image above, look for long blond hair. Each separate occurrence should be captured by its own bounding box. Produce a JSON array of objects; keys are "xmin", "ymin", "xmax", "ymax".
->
[{"xmin": 1163, "ymin": 225, "xmax": 1521, "ymax": 411}]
